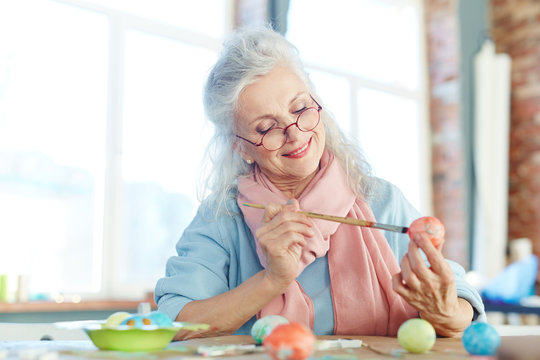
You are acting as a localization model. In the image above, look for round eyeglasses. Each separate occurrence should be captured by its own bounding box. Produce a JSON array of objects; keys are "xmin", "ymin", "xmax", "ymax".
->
[{"xmin": 236, "ymin": 96, "xmax": 322, "ymax": 151}]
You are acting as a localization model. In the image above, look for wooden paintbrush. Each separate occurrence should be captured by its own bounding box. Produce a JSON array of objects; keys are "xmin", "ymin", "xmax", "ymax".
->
[{"xmin": 242, "ymin": 203, "xmax": 409, "ymax": 234}]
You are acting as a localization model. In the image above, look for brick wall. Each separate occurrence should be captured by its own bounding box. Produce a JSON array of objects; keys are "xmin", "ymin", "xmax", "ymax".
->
[
  {"xmin": 425, "ymin": 0, "xmax": 469, "ymax": 266},
  {"xmin": 425, "ymin": 0, "xmax": 540, "ymax": 270},
  {"xmin": 491, "ymin": 0, "xmax": 540, "ymax": 261}
]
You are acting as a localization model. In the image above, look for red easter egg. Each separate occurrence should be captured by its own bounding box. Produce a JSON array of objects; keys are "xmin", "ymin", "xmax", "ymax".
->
[
  {"xmin": 263, "ymin": 322, "xmax": 315, "ymax": 360},
  {"xmin": 408, "ymin": 216, "xmax": 445, "ymax": 248}
]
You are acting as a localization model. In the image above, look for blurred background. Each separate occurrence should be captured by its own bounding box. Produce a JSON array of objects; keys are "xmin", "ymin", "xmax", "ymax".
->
[{"xmin": 0, "ymin": 0, "xmax": 538, "ymax": 324}]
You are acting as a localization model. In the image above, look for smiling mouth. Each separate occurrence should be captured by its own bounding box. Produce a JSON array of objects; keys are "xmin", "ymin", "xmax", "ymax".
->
[{"xmin": 283, "ymin": 138, "xmax": 311, "ymax": 157}]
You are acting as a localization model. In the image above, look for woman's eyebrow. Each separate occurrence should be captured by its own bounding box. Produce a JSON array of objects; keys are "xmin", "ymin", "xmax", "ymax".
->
[
  {"xmin": 248, "ymin": 92, "xmax": 308, "ymax": 125},
  {"xmin": 249, "ymin": 113, "xmax": 275, "ymax": 125},
  {"xmin": 289, "ymin": 91, "xmax": 307, "ymax": 105}
]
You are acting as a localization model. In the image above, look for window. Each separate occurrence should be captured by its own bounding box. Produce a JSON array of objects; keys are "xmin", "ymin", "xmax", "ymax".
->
[
  {"xmin": 287, "ymin": 0, "xmax": 430, "ymax": 213},
  {"xmin": 0, "ymin": 0, "xmax": 232, "ymax": 300}
]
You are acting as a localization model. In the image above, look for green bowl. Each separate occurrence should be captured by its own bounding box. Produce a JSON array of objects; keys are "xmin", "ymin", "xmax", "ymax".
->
[{"xmin": 83, "ymin": 322, "xmax": 209, "ymax": 352}]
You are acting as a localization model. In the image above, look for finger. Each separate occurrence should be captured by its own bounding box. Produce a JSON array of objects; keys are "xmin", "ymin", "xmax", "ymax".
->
[
  {"xmin": 259, "ymin": 210, "xmax": 314, "ymax": 237},
  {"xmin": 283, "ymin": 199, "xmax": 316, "ymax": 227},
  {"xmin": 262, "ymin": 202, "xmax": 285, "ymax": 223},
  {"xmin": 436, "ymin": 236, "xmax": 445, "ymax": 250},
  {"xmin": 392, "ymin": 272, "xmax": 410, "ymax": 298},
  {"xmin": 393, "ymin": 273, "xmax": 427, "ymax": 313},
  {"xmin": 259, "ymin": 220, "xmax": 315, "ymax": 242},
  {"xmin": 412, "ymin": 232, "xmax": 446, "ymax": 274},
  {"xmin": 263, "ymin": 234, "xmax": 307, "ymax": 268},
  {"xmin": 283, "ymin": 199, "xmax": 316, "ymax": 226},
  {"xmin": 406, "ymin": 239, "xmax": 432, "ymax": 280},
  {"xmin": 264, "ymin": 201, "xmax": 312, "ymax": 226},
  {"xmin": 259, "ymin": 203, "xmax": 312, "ymax": 234},
  {"xmin": 285, "ymin": 198, "xmax": 300, "ymax": 211},
  {"xmin": 257, "ymin": 210, "xmax": 314, "ymax": 251},
  {"xmin": 400, "ymin": 255, "xmax": 422, "ymax": 291},
  {"xmin": 264, "ymin": 230, "xmax": 307, "ymax": 253}
]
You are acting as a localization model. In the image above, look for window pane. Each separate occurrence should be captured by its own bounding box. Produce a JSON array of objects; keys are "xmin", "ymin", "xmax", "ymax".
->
[
  {"xmin": 119, "ymin": 30, "xmax": 216, "ymax": 291},
  {"xmin": 87, "ymin": 0, "xmax": 227, "ymax": 38},
  {"xmin": 0, "ymin": 1, "xmax": 108, "ymax": 294},
  {"xmin": 357, "ymin": 89, "xmax": 421, "ymax": 209},
  {"xmin": 288, "ymin": 0, "xmax": 420, "ymax": 90},
  {"xmin": 308, "ymin": 70, "xmax": 351, "ymax": 133}
]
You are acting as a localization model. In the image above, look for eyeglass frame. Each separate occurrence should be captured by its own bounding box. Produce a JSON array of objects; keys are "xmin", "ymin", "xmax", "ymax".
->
[{"xmin": 235, "ymin": 95, "xmax": 323, "ymax": 151}]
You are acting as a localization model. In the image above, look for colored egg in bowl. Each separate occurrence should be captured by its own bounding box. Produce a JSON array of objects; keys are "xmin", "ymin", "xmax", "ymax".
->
[{"xmin": 82, "ymin": 311, "xmax": 209, "ymax": 352}]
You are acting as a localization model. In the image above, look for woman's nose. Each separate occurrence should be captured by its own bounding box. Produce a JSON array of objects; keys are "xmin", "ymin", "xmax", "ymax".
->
[{"xmin": 283, "ymin": 120, "xmax": 301, "ymax": 141}]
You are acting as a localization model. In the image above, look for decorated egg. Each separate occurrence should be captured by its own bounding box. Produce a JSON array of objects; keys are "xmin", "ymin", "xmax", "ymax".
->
[
  {"xmin": 119, "ymin": 311, "xmax": 173, "ymax": 328},
  {"xmin": 397, "ymin": 318, "xmax": 436, "ymax": 353},
  {"xmin": 408, "ymin": 216, "xmax": 445, "ymax": 248},
  {"xmin": 251, "ymin": 315, "xmax": 290, "ymax": 344},
  {"xmin": 148, "ymin": 311, "xmax": 173, "ymax": 327},
  {"xmin": 462, "ymin": 322, "xmax": 501, "ymax": 356},
  {"xmin": 263, "ymin": 322, "xmax": 315, "ymax": 360},
  {"xmin": 103, "ymin": 312, "xmax": 131, "ymax": 328},
  {"xmin": 121, "ymin": 314, "xmax": 153, "ymax": 327}
]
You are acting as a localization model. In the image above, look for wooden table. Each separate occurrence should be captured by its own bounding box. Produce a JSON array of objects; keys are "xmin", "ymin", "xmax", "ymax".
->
[
  {"xmin": 1, "ymin": 335, "xmax": 539, "ymax": 359},
  {"xmin": 178, "ymin": 335, "xmax": 469, "ymax": 359}
]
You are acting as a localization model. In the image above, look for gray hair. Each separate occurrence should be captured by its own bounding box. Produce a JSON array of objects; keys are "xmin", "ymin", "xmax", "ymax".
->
[{"xmin": 199, "ymin": 26, "xmax": 372, "ymax": 215}]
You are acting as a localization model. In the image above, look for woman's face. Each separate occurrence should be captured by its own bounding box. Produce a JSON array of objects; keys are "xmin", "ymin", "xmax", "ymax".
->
[{"xmin": 235, "ymin": 66, "xmax": 325, "ymax": 189}]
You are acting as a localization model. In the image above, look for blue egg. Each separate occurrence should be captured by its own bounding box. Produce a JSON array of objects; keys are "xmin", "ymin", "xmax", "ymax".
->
[
  {"xmin": 121, "ymin": 314, "xmax": 152, "ymax": 327},
  {"xmin": 462, "ymin": 322, "xmax": 501, "ymax": 356},
  {"xmin": 251, "ymin": 315, "xmax": 289, "ymax": 344},
  {"xmin": 120, "ymin": 311, "xmax": 173, "ymax": 328},
  {"xmin": 148, "ymin": 311, "xmax": 173, "ymax": 327}
]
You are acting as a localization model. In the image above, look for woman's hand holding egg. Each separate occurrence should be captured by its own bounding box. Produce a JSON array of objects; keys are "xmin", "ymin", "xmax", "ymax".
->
[{"xmin": 393, "ymin": 216, "xmax": 467, "ymax": 337}]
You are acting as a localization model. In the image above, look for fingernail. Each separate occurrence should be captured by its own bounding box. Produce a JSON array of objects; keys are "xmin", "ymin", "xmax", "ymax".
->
[{"xmin": 286, "ymin": 199, "xmax": 294, "ymax": 205}]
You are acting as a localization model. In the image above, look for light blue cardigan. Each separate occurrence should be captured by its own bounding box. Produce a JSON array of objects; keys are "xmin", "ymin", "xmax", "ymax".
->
[{"xmin": 154, "ymin": 178, "xmax": 486, "ymax": 335}]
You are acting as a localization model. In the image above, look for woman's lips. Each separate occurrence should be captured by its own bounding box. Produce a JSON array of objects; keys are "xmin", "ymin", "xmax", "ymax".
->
[{"xmin": 282, "ymin": 138, "xmax": 311, "ymax": 158}]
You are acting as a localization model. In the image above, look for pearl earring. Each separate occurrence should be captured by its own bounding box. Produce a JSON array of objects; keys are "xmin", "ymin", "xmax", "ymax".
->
[{"xmin": 246, "ymin": 159, "xmax": 253, "ymax": 164}]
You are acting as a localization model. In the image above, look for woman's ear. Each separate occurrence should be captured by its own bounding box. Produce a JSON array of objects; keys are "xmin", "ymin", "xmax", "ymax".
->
[
  {"xmin": 232, "ymin": 139, "xmax": 243, "ymax": 157},
  {"xmin": 232, "ymin": 140, "xmax": 254, "ymax": 164}
]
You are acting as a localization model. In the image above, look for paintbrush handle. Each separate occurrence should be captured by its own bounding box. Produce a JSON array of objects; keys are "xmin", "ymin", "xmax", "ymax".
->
[{"xmin": 242, "ymin": 203, "xmax": 409, "ymax": 234}]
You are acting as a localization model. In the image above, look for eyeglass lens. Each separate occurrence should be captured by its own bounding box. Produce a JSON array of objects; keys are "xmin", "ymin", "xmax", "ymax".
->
[{"xmin": 262, "ymin": 108, "xmax": 320, "ymax": 151}]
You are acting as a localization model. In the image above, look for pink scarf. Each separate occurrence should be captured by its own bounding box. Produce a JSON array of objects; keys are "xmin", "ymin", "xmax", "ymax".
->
[{"xmin": 237, "ymin": 151, "xmax": 417, "ymax": 335}]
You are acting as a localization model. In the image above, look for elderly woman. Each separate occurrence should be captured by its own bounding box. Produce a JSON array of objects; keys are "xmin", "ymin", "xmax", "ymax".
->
[{"xmin": 154, "ymin": 26, "xmax": 485, "ymax": 339}]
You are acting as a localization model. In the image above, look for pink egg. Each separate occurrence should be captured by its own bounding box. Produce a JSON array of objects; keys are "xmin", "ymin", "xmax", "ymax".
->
[
  {"xmin": 407, "ymin": 216, "xmax": 445, "ymax": 248},
  {"xmin": 263, "ymin": 322, "xmax": 315, "ymax": 360}
]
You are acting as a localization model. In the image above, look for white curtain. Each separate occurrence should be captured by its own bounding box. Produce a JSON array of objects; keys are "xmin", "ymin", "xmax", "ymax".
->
[{"xmin": 472, "ymin": 39, "xmax": 512, "ymax": 281}]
